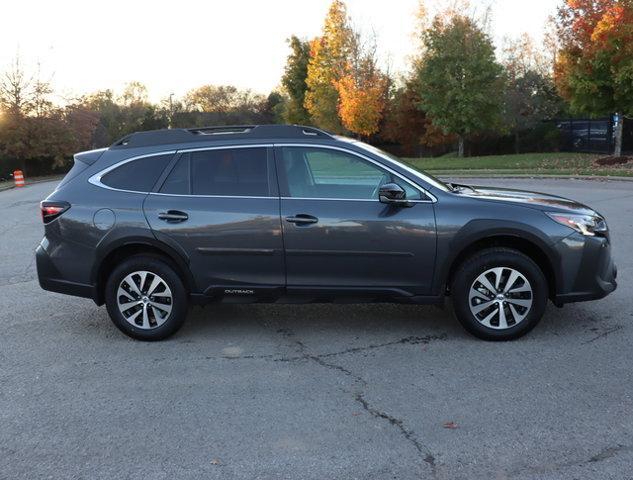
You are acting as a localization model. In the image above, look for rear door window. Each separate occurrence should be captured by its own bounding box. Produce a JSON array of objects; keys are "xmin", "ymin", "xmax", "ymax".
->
[
  {"xmin": 101, "ymin": 154, "xmax": 173, "ymax": 192},
  {"xmin": 190, "ymin": 147, "xmax": 270, "ymax": 196},
  {"xmin": 158, "ymin": 148, "xmax": 273, "ymax": 197},
  {"xmin": 159, "ymin": 154, "xmax": 190, "ymax": 195}
]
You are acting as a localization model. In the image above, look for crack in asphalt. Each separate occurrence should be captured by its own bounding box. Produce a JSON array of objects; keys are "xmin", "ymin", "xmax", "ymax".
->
[
  {"xmin": 294, "ymin": 339, "xmax": 368, "ymax": 387},
  {"xmin": 588, "ymin": 444, "xmax": 633, "ymax": 463},
  {"xmin": 582, "ymin": 324, "xmax": 624, "ymax": 344},
  {"xmin": 275, "ymin": 334, "xmax": 447, "ymax": 362},
  {"xmin": 277, "ymin": 328, "xmax": 438, "ymax": 476},
  {"xmin": 206, "ymin": 333, "xmax": 447, "ymax": 363},
  {"xmin": 0, "ymin": 276, "xmax": 36, "ymax": 287},
  {"xmin": 52, "ymin": 334, "xmax": 446, "ymax": 368},
  {"xmin": 14, "ymin": 333, "xmax": 441, "ymax": 384},
  {"xmin": 355, "ymin": 392, "xmax": 436, "ymax": 469},
  {"xmin": 510, "ymin": 443, "xmax": 633, "ymax": 476}
]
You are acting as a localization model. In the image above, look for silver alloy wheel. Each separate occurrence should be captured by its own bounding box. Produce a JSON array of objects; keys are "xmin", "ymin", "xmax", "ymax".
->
[
  {"xmin": 468, "ymin": 267, "xmax": 533, "ymax": 330},
  {"xmin": 116, "ymin": 271, "xmax": 173, "ymax": 330}
]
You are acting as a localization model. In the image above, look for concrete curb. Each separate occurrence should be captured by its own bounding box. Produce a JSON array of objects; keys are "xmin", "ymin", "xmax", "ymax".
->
[
  {"xmin": 0, "ymin": 176, "xmax": 63, "ymax": 193},
  {"xmin": 434, "ymin": 173, "xmax": 633, "ymax": 182}
]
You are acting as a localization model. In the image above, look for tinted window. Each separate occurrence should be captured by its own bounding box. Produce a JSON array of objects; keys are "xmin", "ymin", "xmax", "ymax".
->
[
  {"xmin": 160, "ymin": 154, "xmax": 190, "ymax": 195},
  {"xmin": 280, "ymin": 147, "xmax": 422, "ymax": 200},
  {"xmin": 191, "ymin": 148, "xmax": 269, "ymax": 196},
  {"xmin": 101, "ymin": 154, "xmax": 173, "ymax": 192}
]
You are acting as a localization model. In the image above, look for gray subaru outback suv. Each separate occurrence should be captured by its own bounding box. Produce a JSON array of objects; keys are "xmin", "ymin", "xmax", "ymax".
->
[{"xmin": 36, "ymin": 125, "xmax": 617, "ymax": 341}]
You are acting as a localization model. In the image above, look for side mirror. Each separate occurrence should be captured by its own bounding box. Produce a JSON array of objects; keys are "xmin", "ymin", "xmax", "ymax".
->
[{"xmin": 379, "ymin": 183, "xmax": 411, "ymax": 207}]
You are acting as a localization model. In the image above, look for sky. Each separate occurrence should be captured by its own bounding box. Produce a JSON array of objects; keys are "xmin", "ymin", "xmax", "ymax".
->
[{"xmin": 0, "ymin": 0, "xmax": 558, "ymax": 103}]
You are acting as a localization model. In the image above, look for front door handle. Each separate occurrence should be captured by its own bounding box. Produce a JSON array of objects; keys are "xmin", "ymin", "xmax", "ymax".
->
[
  {"xmin": 158, "ymin": 210, "xmax": 189, "ymax": 223},
  {"xmin": 285, "ymin": 214, "xmax": 318, "ymax": 225}
]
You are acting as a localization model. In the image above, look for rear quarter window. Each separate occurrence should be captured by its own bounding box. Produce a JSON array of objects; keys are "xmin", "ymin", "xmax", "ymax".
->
[{"xmin": 101, "ymin": 154, "xmax": 173, "ymax": 192}]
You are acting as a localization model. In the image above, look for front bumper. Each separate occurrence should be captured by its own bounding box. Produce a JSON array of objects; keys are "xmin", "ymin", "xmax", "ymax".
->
[
  {"xmin": 36, "ymin": 240, "xmax": 95, "ymax": 300},
  {"xmin": 552, "ymin": 232, "xmax": 617, "ymax": 305}
]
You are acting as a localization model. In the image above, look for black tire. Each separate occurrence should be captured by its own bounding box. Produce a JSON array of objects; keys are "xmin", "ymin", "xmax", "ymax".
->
[
  {"xmin": 105, "ymin": 254, "xmax": 188, "ymax": 341},
  {"xmin": 451, "ymin": 248, "xmax": 547, "ymax": 341}
]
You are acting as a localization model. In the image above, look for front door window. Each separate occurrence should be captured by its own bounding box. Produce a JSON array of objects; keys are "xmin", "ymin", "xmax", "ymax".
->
[{"xmin": 279, "ymin": 147, "xmax": 423, "ymax": 200}]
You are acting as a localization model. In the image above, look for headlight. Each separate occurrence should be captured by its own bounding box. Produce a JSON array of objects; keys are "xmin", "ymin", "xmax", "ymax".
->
[{"xmin": 546, "ymin": 212, "xmax": 608, "ymax": 236}]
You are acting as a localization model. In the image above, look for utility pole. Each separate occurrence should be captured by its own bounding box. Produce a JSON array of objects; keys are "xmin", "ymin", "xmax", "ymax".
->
[{"xmin": 614, "ymin": 113, "xmax": 623, "ymax": 157}]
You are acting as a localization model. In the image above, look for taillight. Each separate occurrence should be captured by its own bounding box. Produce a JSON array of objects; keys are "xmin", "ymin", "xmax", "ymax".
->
[{"xmin": 41, "ymin": 201, "xmax": 70, "ymax": 223}]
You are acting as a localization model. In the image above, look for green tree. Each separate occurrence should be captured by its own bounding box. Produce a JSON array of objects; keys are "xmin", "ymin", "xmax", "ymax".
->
[
  {"xmin": 261, "ymin": 91, "xmax": 286, "ymax": 124},
  {"xmin": 175, "ymin": 85, "xmax": 283, "ymax": 127},
  {"xmin": 119, "ymin": 81, "xmax": 149, "ymax": 106},
  {"xmin": 502, "ymin": 34, "xmax": 565, "ymax": 153},
  {"xmin": 414, "ymin": 13, "xmax": 503, "ymax": 157},
  {"xmin": 555, "ymin": 0, "xmax": 633, "ymax": 156},
  {"xmin": 304, "ymin": 0, "xmax": 356, "ymax": 133},
  {"xmin": 77, "ymin": 89, "xmax": 122, "ymax": 143},
  {"xmin": 281, "ymin": 36, "xmax": 311, "ymax": 124},
  {"xmin": 184, "ymin": 85, "xmax": 252, "ymax": 114},
  {"xmin": 77, "ymin": 82, "xmax": 167, "ymax": 146}
]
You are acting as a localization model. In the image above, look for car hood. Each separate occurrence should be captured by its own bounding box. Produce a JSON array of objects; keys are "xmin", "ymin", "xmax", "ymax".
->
[{"xmin": 456, "ymin": 184, "xmax": 596, "ymax": 215}]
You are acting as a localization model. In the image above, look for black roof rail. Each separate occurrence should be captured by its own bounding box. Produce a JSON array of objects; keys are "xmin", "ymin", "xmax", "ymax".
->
[{"xmin": 110, "ymin": 124, "xmax": 335, "ymax": 149}]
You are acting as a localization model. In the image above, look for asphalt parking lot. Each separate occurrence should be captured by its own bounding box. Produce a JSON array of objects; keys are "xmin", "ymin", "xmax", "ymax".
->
[{"xmin": 1, "ymin": 178, "xmax": 632, "ymax": 479}]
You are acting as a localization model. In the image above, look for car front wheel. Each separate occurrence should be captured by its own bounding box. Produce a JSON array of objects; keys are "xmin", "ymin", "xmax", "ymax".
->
[
  {"xmin": 105, "ymin": 254, "xmax": 188, "ymax": 341},
  {"xmin": 451, "ymin": 248, "xmax": 548, "ymax": 341}
]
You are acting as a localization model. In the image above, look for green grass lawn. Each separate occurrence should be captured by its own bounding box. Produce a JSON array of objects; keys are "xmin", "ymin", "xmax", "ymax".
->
[{"xmin": 402, "ymin": 152, "xmax": 633, "ymax": 177}]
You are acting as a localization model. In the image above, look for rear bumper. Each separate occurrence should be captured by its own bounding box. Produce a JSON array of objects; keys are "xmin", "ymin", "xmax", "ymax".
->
[
  {"xmin": 553, "ymin": 233, "xmax": 617, "ymax": 305},
  {"xmin": 36, "ymin": 242, "xmax": 96, "ymax": 300}
]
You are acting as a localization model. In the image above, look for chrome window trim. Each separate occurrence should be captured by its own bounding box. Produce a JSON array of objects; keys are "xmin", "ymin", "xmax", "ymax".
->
[
  {"xmin": 88, "ymin": 151, "xmax": 177, "ymax": 194},
  {"xmin": 87, "ymin": 142, "xmax": 437, "ymax": 203},
  {"xmin": 147, "ymin": 193, "xmax": 431, "ymax": 203},
  {"xmin": 275, "ymin": 143, "xmax": 437, "ymax": 203},
  {"xmin": 279, "ymin": 197, "xmax": 432, "ymax": 203},
  {"xmin": 148, "ymin": 192, "xmax": 274, "ymax": 199}
]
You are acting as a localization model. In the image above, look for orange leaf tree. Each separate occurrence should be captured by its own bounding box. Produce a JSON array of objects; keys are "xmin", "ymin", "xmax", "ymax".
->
[
  {"xmin": 334, "ymin": 57, "xmax": 388, "ymax": 138},
  {"xmin": 555, "ymin": 0, "xmax": 633, "ymax": 155},
  {"xmin": 304, "ymin": 0, "xmax": 356, "ymax": 133}
]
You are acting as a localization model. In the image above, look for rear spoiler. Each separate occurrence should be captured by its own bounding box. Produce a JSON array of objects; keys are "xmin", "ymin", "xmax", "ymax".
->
[
  {"xmin": 54, "ymin": 148, "xmax": 108, "ymax": 191},
  {"xmin": 74, "ymin": 148, "xmax": 107, "ymax": 166}
]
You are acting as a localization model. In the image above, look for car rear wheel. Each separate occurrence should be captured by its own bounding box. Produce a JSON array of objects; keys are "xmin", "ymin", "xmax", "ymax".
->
[
  {"xmin": 451, "ymin": 248, "xmax": 547, "ymax": 341},
  {"xmin": 105, "ymin": 254, "xmax": 188, "ymax": 341}
]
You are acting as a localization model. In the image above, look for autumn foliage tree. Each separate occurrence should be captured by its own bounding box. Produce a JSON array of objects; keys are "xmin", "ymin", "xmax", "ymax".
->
[
  {"xmin": 555, "ymin": 0, "xmax": 633, "ymax": 155},
  {"xmin": 304, "ymin": 0, "xmax": 356, "ymax": 133},
  {"xmin": 0, "ymin": 58, "xmax": 88, "ymax": 173},
  {"xmin": 382, "ymin": 82, "xmax": 428, "ymax": 155},
  {"xmin": 334, "ymin": 41, "xmax": 388, "ymax": 138},
  {"xmin": 335, "ymin": 73, "xmax": 386, "ymax": 137}
]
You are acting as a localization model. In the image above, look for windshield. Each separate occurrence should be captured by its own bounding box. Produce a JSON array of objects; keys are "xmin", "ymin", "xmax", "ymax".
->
[{"xmin": 335, "ymin": 136, "xmax": 451, "ymax": 192}]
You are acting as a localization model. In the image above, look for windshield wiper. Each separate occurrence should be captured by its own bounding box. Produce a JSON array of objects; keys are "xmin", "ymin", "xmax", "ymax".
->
[{"xmin": 449, "ymin": 183, "xmax": 476, "ymax": 193}]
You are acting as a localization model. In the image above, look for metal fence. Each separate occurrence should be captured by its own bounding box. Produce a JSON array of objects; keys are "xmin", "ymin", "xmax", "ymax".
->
[
  {"xmin": 555, "ymin": 115, "xmax": 633, "ymax": 155},
  {"xmin": 556, "ymin": 117, "xmax": 614, "ymax": 154}
]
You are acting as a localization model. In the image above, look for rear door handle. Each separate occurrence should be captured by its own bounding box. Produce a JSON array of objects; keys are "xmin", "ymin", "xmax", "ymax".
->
[
  {"xmin": 285, "ymin": 214, "xmax": 318, "ymax": 225},
  {"xmin": 158, "ymin": 210, "xmax": 189, "ymax": 223}
]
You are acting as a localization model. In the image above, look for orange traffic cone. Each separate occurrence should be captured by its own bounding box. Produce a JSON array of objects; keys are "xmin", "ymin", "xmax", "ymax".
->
[{"xmin": 14, "ymin": 170, "xmax": 25, "ymax": 187}]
